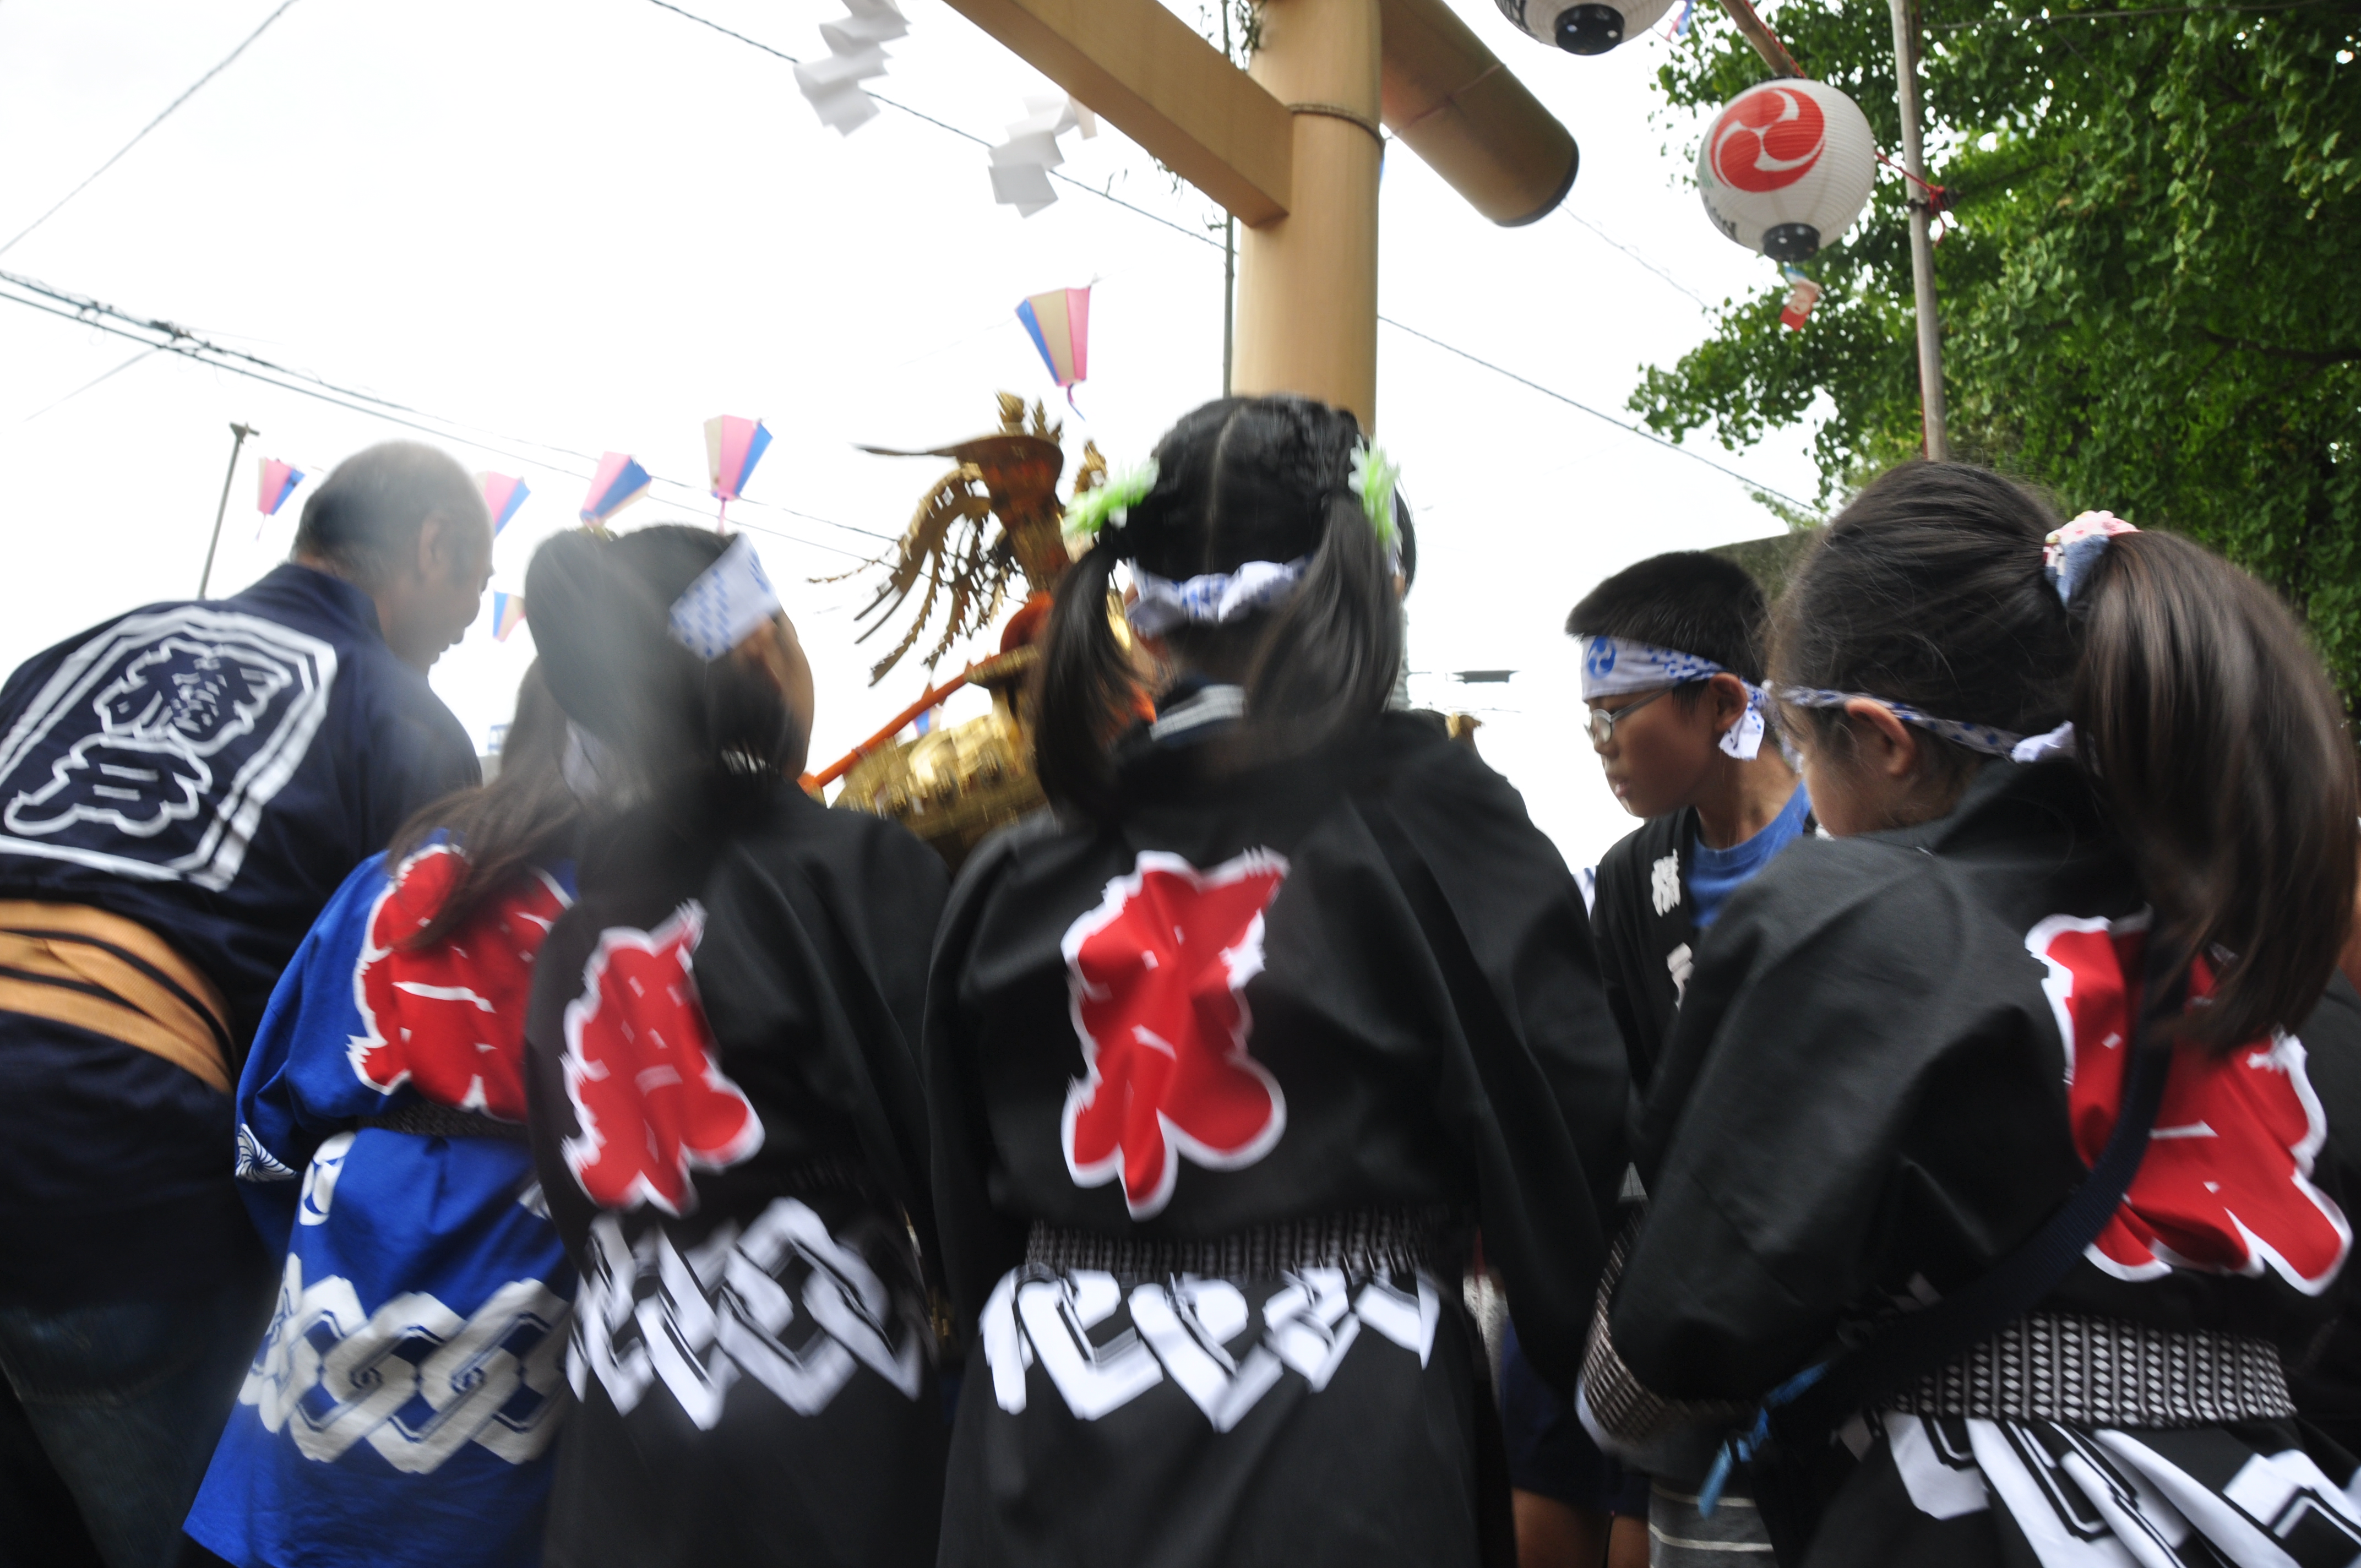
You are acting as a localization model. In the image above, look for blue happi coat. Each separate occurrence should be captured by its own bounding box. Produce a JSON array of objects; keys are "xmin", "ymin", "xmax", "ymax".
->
[{"xmin": 186, "ymin": 845, "xmax": 576, "ymax": 1568}]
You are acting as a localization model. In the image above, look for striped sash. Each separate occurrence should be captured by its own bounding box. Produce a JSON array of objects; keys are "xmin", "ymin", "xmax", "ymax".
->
[{"xmin": 0, "ymin": 901, "xmax": 235, "ymax": 1092}]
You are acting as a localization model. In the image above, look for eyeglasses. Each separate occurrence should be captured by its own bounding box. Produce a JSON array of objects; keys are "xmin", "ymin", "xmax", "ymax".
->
[{"xmin": 1586, "ymin": 686, "xmax": 1677, "ymax": 748}]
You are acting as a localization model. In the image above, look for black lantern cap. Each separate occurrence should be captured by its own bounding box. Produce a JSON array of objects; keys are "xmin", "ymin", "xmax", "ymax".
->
[{"xmin": 1555, "ymin": 3, "xmax": 1625, "ymax": 52}]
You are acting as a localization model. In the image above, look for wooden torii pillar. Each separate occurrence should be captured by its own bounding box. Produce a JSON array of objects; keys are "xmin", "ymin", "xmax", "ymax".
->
[{"xmin": 939, "ymin": 0, "xmax": 1579, "ymax": 429}]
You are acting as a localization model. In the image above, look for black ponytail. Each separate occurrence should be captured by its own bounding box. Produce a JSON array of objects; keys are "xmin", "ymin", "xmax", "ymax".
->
[
  {"xmin": 2072, "ymin": 531, "xmax": 2357, "ymax": 1050},
  {"xmin": 1031, "ymin": 395, "xmax": 1403, "ymax": 816},
  {"xmin": 1033, "ymin": 536, "xmax": 1134, "ymax": 813},
  {"xmin": 1774, "ymin": 461, "xmax": 2357, "ymax": 1050},
  {"xmin": 1243, "ymin": 487, "xmax": 1401, "ymax": 753}
]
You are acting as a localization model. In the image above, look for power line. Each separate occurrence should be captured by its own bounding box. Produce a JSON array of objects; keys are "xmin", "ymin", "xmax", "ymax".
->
[
  {"xmin": 0, "ymin": 0, "xmax": 302, "ymax": 258},
  {"xmin": 641, "ymin": 0, "xmax": 1819, "ymax": 513},
  {"xmin": 1558, "ymin": 209, "xmax": 1713, "ymax": 309},
  {"xmin": 19, "ymin": 345, "xmax": 161, "ymax": 422},
  {"xmin": 1377, "ymin": 315, "xmax": 1826, "ymax": 518},
  {"xmin": 0, "ymin": 264, "xmax": 901, "ymax": 548},
  {"xmin": 0, "ymin": 273, "xmax": 884, "ymax": 560}
]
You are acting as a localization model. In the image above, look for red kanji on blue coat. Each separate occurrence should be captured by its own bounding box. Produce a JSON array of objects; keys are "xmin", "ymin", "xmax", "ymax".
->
[{"xmin": 347, "ymin": 844, "xmax": 570, "ymax": 1121}]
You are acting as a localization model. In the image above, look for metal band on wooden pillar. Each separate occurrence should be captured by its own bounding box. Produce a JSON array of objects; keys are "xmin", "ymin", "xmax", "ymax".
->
[{"xmin": 1233, "ymin": 0, "xmax": 1384, "ymax": 428}]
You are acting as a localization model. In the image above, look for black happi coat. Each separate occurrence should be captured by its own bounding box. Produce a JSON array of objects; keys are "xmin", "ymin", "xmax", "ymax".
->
[
  {"xmin": 523, "ymin": 777, "xmax": 950, "ymax": 1568},
  {"xmin": 1591, "ymin": 809, "xmax": 1701, "ymax": 1099},
  {"xmin": 925, "ymin": 711, "xmax": 1629, "ymax": 1564},
  {"xmin": 1614, "ymin": 759, "xmax": 2361, "ymax": 1404}
]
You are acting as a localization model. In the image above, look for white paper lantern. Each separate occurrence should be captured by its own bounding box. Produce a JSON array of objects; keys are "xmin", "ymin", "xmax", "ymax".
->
[
  {"xmin": 1494, "ymin": 0, "xmax": 1679, "ymax": 56},
  {"xmin": 1696, "ymin": 79, "xmax": 1878, "ymax": 260}
]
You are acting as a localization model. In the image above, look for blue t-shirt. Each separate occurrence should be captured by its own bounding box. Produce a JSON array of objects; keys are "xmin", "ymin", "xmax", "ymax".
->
[{"xmin": 1687, "ymin": 783, "xmax": 1811, "ymax": 929}]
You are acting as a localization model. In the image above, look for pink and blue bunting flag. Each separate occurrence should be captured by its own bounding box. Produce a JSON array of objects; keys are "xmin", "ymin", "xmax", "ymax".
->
[
  {"xmin": 492, "ymin": 592, "xmax": 528, "ymax": 641},
  {"xmin": 256, "ymin": 458, "xmax": 304, "ymax": 517},
  {"xmin": 704, "ymin": 416, "xmax": 773, "ymax": 502},
  {"xmin": 580, "ymin": 452, "xmax": 651, "ymax": 526},
  {"xmin": 1016, "ymin": 286, "xmax": 1090, "ymax": 404},
  {"xmin": 703, "ymin": 416, "xmax": 773, "ymax": 527},
  {"xmin": 477, "ymin": 472, "xmax": 530, "ymax": 535}
]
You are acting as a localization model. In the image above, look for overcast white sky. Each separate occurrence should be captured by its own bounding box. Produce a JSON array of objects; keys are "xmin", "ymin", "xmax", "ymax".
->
[{"xmin": 0, "ymin": 0, "xmax": 1824, "ymax": 872}]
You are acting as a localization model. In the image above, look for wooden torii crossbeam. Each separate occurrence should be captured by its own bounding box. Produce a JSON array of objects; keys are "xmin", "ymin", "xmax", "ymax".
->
[{"xmin": 940, "ymin": 0, "xmax": 1580, "ymax": 427}]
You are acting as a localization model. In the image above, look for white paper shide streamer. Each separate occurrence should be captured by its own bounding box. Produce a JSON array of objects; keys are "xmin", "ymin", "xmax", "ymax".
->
[
  {"xmin": 796, "ymin": 0, "xmax": 909, "ymax": 135},
  {"xmin": 990, "ymin": 95, "xmax": 1099, "ymax": 216}
]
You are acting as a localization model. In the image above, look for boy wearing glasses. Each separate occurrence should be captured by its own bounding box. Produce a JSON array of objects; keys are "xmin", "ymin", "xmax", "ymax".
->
[
  {"xmin": 1571, "ymin": 550, "xmax": 1808, "ymax": 1097},
  {"xmin": 1497, "ymin": 551, "xmax": 1807, "ymax": 1568}
]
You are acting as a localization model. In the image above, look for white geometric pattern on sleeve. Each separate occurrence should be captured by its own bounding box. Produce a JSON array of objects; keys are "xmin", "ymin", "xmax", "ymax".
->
[
  {"xmin": 569, "ymin": 1198, "xmax": 929, "ymax": 1431},
  {"xmin": 981, "ymin": 1265, "xmax": 1441, "ymax": 1429},
  {"xmin": 240, "ymin": 1255, "xmax": 570, "ymax": 1473},
  {"xmin": 235, "ymin": 1121, "xmax": 297, "ymax": 1182}
]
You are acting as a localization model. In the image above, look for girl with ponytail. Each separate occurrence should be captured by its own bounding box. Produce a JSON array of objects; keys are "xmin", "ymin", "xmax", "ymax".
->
[
  {"xmin": 1582, "ymin": 462, "xmax": 2361, "ymax": 1566},
  {"xmin": 925, "ymin": 395, "xmax": 1630, "ymax": 1566},
  {"xmin": 515, "ymin": 525, "xmax": 950, "ymax": 1568},
  {"xmin": 187, "ymin": 667, "xmax": 584, "ymax": 1568}
]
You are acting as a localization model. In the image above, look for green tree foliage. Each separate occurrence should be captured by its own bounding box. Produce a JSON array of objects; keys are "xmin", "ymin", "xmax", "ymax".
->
[{"xmin": 1633, "ymin": 0, "xmax": 2361, "ymax": 691}]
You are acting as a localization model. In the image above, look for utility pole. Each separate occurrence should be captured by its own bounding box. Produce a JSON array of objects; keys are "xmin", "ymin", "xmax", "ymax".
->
[
  {"xmin": 199, "ymin": 422, "xmax": 257, "ymax": 598},
  {"xmin": 1887, "ymin": 0, "xmax": 1949, "ymax": 460}
]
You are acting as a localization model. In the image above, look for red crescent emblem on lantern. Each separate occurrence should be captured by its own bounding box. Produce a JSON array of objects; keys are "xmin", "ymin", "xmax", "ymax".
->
[
  {"xmin": 348, "ymin": 845, "xmax": 569, "ymax": 1121},
  {"xmin": 559, "ymin": 902, "xmax": 764, "ymax": 1216},
  {"xmin": 1710, "ymin": 86, "xmax": 1827, "ymax": 194},
  {"xmin": 2030, "ymin": 912, "xmax": 2352, "ymax": 1294},
  {"xmin": 1060, "ymin": 848, "xmax": 1290, "ymax": 1219}
]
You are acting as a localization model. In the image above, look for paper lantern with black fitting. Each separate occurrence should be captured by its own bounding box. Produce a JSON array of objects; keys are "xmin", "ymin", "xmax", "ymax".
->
[
  {"xmin": 1696, "ymin": 79, "xmax": 1878, "ymax": 260},
  {"xmin": 1493, "ymin": 0, "xmax": 1678, "ymax": 56}
]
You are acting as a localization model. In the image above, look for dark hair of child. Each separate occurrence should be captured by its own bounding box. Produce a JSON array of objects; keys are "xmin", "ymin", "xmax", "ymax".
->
[
  {"xmin": 522, "ymin": 524, "xmax": 805, "ymax": 805},
  {"xmin": 1564, "ymin": 549, "xmax": 1769, "ymax": 685},
  {"xmin": 1774, "ymin": 460, "xmax": 2358, "ymax": 1052},
  {"xmin": 387, "ymin": 662, "xmax": 581, "ymax": 950},
  {"xmin": 1035, "ymin": 394, "xmax": 1403, "ymax": 812}
]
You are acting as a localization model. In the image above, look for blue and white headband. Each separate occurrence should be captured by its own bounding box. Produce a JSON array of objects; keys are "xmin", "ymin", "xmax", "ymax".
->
[
  {"xmin": 1770, "ymin": 685, "xmax": 2075, "ymax": 764},
  {"xmin": 1078, "ymin": 439, "xmax": 1406, "ymax": 641},
  {"xmin": 1576, "ymin": 635, "xmax": 1767, "ymax": 761},
  {"xmin": 667, "ymin": 536, "xmax": 781, "ymax": 661},
  {"xmin": 1762, "ymin": 512, "xmax": 2136, "ymax": 766},
  {"xmin": 1127, "ymin": 559, "xmax": 1307, "ymax": 638}
]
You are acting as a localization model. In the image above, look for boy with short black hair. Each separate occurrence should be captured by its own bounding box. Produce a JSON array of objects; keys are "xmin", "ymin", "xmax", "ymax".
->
[
  {"xmin": 1569, "ymin": 549, "xmax": 1809, "ymax": 1093},
  {"xmin": 1499, "ymin": 550, "xmax": 1809, "ymax": 1568}
]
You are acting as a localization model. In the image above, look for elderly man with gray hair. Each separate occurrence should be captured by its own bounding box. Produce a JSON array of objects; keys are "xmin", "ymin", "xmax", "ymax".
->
[{"xmin": 0, "ymin": 440, "xmax": 493, "ymax": 1566}]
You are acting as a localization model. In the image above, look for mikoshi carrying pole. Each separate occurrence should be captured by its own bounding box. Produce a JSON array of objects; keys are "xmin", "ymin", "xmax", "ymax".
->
[
  {"xmin": 1887, "ymin": 0, "xmax": 1949, "ymax": 459},
  {"xmin": 200, "ymin": 421, "xmax": 258, "ymax": 598}
]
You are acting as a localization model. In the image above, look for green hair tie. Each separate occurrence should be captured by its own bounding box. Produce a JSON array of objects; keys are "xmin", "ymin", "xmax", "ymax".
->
[
  {"xmin": 1062, "ymin": 458, "xmax": 1158, "ymax": 548},
  {"xmin": 1348, "ymin": 441, "xmax": 1401, "ymax": 556}
]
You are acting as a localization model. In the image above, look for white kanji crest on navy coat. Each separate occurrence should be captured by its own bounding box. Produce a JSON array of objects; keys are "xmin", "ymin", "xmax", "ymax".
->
[{"xmin": 0, "ymin": 608, "xmax": 335, "ymax": 890}]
